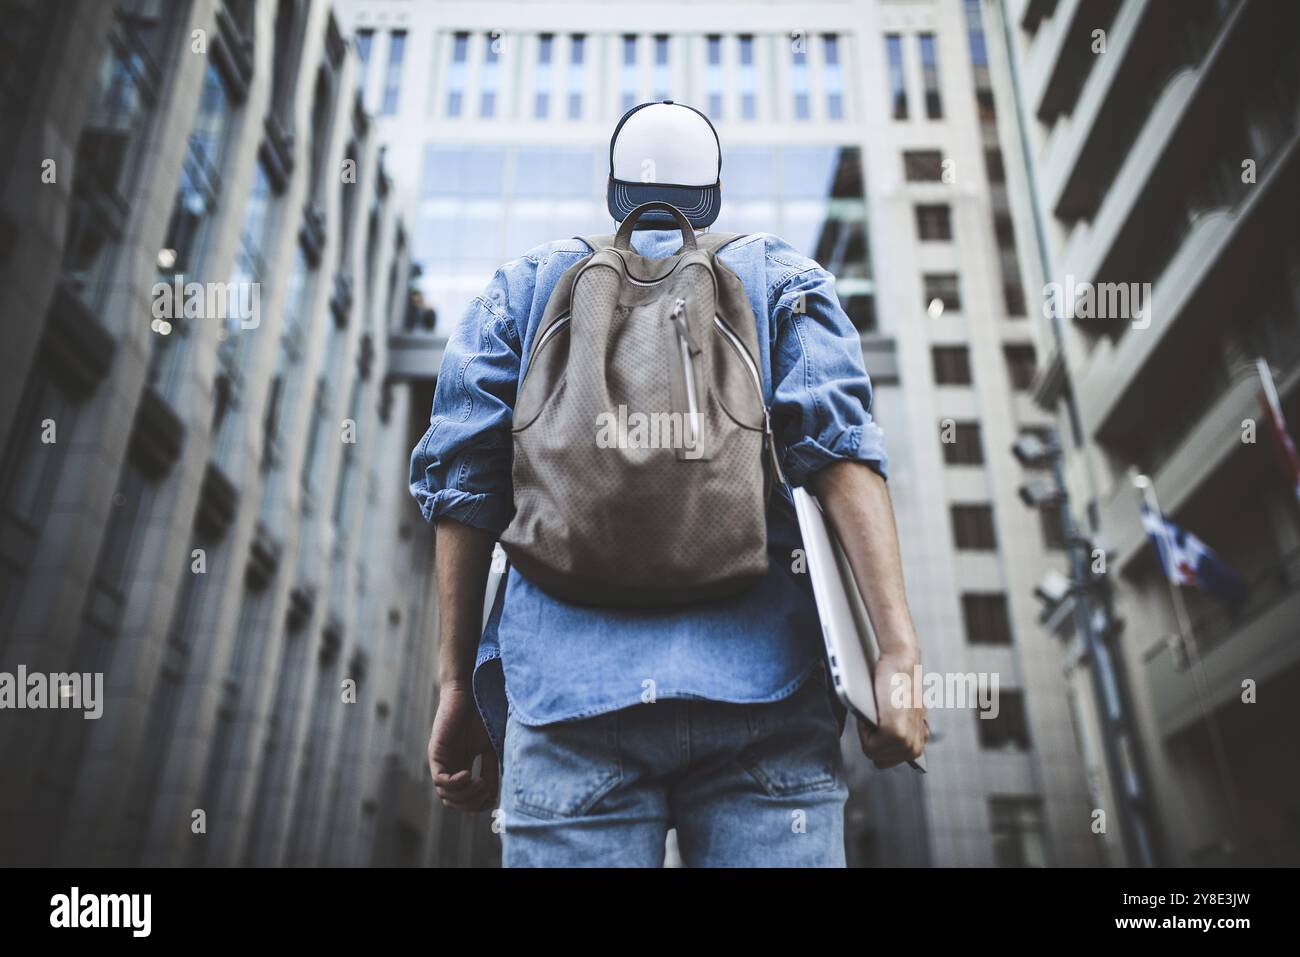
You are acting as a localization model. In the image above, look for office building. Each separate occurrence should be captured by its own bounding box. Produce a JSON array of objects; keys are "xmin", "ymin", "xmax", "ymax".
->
[
  {"xmin": 0, "ymin": 0, "xmax": 493, "ymax": 866},
  {"xmin": 985, "ymin": 0, "xmax": 1300, "ymax": 864}
]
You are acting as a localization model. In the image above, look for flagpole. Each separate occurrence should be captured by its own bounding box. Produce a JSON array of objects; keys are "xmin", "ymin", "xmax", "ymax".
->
[
  {"xmin": 1133, "ymin": 473, "xmax": 1244, "ymax": 854},
  {"xmin": 1257, "ymin": 356, "xmax": 1286, "ymax": 429},
  {"xmin": 1257, "ymin": 355, "xmax": 1300, "ymax": 503},
  {"xmin": 1134, "ymin": 477, "xmax": 1197, "ymax": 651}
]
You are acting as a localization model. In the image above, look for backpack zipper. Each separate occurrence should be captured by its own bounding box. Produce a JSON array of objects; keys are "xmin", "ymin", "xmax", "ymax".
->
[
  {"xmin": 713, "ymin": 315, "xmax": 788, "ymax": 487},
  {"xmin": 534, "ymin": 314, "xmax": 570, "ymax": 354},
  {"xmin": 519, "ymin": 313, "xmax": 570, "ymax": 392},
  {"xmin": 670, "ymin": 298, "xmax": 700, "ymax": 447}
]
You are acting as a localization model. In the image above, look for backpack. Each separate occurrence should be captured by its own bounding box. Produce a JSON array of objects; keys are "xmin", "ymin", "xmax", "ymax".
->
[{"xmin": 499, "ymin": 201, "xmax": 785, "ymax": 607}]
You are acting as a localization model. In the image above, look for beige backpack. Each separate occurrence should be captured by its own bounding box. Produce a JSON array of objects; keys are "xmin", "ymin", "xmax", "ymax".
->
[{"xmin": 500, "ymin": 202, "xmax": 784, "ymax": 606}]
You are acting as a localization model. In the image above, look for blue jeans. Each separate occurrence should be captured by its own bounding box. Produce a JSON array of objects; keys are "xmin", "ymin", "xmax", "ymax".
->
[{"xmin": 500, "ymin": 667, "xmax": 849, "ymax": 867}]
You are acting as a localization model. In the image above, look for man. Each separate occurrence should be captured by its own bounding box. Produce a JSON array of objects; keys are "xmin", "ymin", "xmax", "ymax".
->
[{"xmin": 410, "ymin": 101, "xmax": 926, "ymax": 867}]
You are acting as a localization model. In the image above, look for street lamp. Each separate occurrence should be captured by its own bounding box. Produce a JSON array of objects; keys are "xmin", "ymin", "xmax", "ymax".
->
[
  {"xmin": 1017, "ymin": 475, "xmax": 1063, "ymax": 509},
  {"xmin": 1011, "ymin": 429, "xmax": 1161, "ymax": 867}
]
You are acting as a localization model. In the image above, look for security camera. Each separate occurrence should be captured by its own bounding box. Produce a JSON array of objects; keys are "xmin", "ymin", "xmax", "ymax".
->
[
  {"xmin": 1011, "ymin": 432, "xmax": 1056, "ymax": 468},
  {"xmin": 1033, "ymin": 569, "xmax": 1072, "ymax": 607},
  {"xmin": 1018, "ymin": 477, "xmax": 1063, "ymax": 508}
]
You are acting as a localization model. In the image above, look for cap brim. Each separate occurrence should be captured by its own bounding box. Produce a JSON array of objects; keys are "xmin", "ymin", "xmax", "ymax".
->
[{"xmin": 607, "ymin": 179, "xmax": 721, "ymax": 229}]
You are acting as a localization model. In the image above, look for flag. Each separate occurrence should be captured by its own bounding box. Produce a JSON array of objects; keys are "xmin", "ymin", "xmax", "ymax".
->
[
  {"xmin": 1257, "ymin": 358, "xmax": 1300, "ymax": 503},
  {"xmin": 1140, "ymin": 505, "xmax": 1248, "ymax": 606}
]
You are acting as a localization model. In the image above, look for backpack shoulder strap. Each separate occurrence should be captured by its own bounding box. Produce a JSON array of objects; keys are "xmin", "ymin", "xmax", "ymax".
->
[
  {"xmin": 694, "ymin": 231, "xmax": 747, "ymax": 254},
  {"xmin": 581, "ymin": 231, "xmax": 748, "ymax": 255},
  {"xmin": 673, "ymin": 231, "xmax": 749, "ymax": 257},
  {"xmin": 576, "ymin": 234, "xmax": 617, "ymax": 253}
]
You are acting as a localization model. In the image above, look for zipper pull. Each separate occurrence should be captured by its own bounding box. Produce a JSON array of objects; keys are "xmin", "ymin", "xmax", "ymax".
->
[
  {"xmin": 669, "ymin": 298, "xmax": 701, "ymax": 354},
  {"xmin": 762, "ymin": 408, "xmax": 789, "ymax": 489}
]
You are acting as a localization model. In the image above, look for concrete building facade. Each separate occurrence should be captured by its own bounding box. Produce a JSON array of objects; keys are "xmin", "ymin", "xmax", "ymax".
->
[
  {"xmin": 0, "ymin": 0, "xmax": 492, "ymax": 866},
  {"xmin": 985, "ymin": 0, "xmax": 1300, "ymax": 865}
]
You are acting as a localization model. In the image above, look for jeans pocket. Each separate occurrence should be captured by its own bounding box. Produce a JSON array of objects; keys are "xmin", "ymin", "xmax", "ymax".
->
[
  {"xmin": 507, "ymin": 709, "xmax": 623, "ymax": 820},
  {"xmin": 740, "ymin": 668, "xmax": 842, "ymax": 798}
]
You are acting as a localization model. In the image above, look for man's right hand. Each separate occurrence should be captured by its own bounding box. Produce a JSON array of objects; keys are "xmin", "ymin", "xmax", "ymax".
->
[{"xmin": 428, "ymin": 682, "xmax": 499, "ymax": 812}]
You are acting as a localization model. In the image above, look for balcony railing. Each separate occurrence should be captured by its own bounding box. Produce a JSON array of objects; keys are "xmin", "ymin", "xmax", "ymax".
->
[{"xmin": 1190, "ymin": 544, "xmax": 1300, "ymax": 658}]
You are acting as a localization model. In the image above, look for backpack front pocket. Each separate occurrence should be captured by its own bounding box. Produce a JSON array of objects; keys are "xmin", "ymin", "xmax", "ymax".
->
[{"xmin": 665, "ymin": 297, "xmax": 711, "ymax": 462}]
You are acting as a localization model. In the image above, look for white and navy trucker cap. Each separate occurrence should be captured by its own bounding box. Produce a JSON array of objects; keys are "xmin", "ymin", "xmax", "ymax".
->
[{"xmin": 607, "ymin": 100, "xmax": 722, "ymax": 229}]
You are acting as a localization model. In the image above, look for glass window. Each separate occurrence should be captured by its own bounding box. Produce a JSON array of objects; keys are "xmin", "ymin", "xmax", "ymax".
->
[
  {"xmin": 885, "ymin": 34, "xmax": 907, "ymax": 119},
  {"xmin": 421, "ymin": 146, "xmax": 507, "ymax": 197},
  {"xmin": 568, "ymin": 34, "xmax": 585, "ymax": 119},
  {"xmin": 706, "ymin": 35, "xmax": 723, "ymax": 119},
  {"xmin": 162, "ymin": 63, "xmax": 231, "ymax": 275},
  {"xmin": 915, "ymin": 203, "xmax": 953, "ymax": 241},
  {"xmin": 1004, "ymin": 344, "xmax": 1037, "ymax": 390},
  {"xmin": 985, "ymin": 148, "xmax": 1005, "ymax": 183},
  {"xmin": 722, "ymin": 147, "xmax": 776, "ymax": 198},
  {"xmin": 952, "ymin": 504, "xmax": 997, "ymax": 550},
  {"xmin": 843, "ymin": 293, "xmax": 877, "ymax": 332},
  {"xmin": 536, "ymin": 34, "xmax": 553, "ymax": 118},
  {"xmin": 932, "ymin": 345, "xmax": 972, "ymax": 385},
  {"xmin": 738, "ymin": 35, "xmax": 756, "ymax": 120},
  {"xmin": 63, "ymin": 2, "xmax": 169, "ymax": 303},
  {"xmin": 924, "ymin": 273, "xmax": 962, "ymax": 313},
  {"xmin": 149, "ymin": 60, "xmax": 236, "ymax": 392},
  {"xmin": 1039, "ymin": 504, "xmax": 1067, "ymax": 551},
  {"xmin": 824, "ymin": 34, "xmax": 844, "ymax": 120},
  {"xmin": 962, "ymin": 592, "xmax": 1011, "ymax": 644},
  {"xmin": 447, "ymin": 31, "xmax": 468, "ymax": 116},
  {"xmin": 781, "ymin": 146, "xmax": 863, "ymax": 199},
  {"xmin": 381, "ymin": 30, "xmax": 405, "ymax": 115},
  {"xmin": 942, "ymin": 421, "xmax": 984, "ymax": 465},
  {"xmin": 919, "ymin": 33, "xmax": 942, "ymax": 119},
  {"xmin": 977, "ymin": 692, "xmax": 1032, "ymax": 752},
  {"xmin": 653, "ymin": 35, "xmax": 670, "ymax": 100},
  {"xmin": 307, "ymin": 67, "xmax": 336, "ymax": 198},
  {"xmin": 354, "ymin": 29, "xmax": 373, "ymax": 100},
  {"xmin": 481, "ymin": 31, "xmax": 499, "ymax": 118},
  {"xmin": 904, "ymin": 150, "xmax": 945, "ymax": 182},
  {"xmin": 515, "ymin": 147, "xmax": 597, "ymax": 197},
  {"xmin": 791, "ymin": 35, "xmax": 810, "ymax": 120},
  {"xmin": 621, "ymin": 35, "xmax": 638, "ymax": 114},
  {"xmin": 262, "ymin": 245, "xmax": 313, "ymax": 473},
  {"xmin": 964, "ymin": 0, "xmax": 989, "ymax": 68},
  {"xmin": 990, "ymin": 798, "xmax": 1047, "ymax": 868},
  {"xmin": 225, "ymin": 161, "xmax": 272, "ymax": 304}
]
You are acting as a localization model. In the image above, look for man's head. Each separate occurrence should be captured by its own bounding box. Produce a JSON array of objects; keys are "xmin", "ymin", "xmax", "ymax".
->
[{"xmin": 607, "ymin": 100, "xmax": 722, "ymax": 230}]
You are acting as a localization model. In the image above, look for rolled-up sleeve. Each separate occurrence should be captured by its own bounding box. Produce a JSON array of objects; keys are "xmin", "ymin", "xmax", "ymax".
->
[
  {"xmin": 409, "ymin": 270, "xmax": 522, "ymax": 535},
  {"xmin": 769, "ymin": 263, "xmax": 888, "ymax": 486}
]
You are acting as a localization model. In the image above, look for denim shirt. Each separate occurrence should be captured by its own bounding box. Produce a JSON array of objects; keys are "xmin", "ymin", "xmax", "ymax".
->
[{"xmin": 410, "ymin": 229, "xmax": 888, "ymax": 761}]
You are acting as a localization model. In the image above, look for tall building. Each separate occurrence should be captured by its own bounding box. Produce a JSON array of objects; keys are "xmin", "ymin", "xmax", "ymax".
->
[
  {"xmin": 338, "ymin": 0, "xmax": 1096, "ymax": 866},
  {"xmin": 985, "ymin": 0, "xmax": 1300, "ymax": 864},
  {"xmin": 0, "ymin": 0, "xmax": 495, "ymax": 867}
]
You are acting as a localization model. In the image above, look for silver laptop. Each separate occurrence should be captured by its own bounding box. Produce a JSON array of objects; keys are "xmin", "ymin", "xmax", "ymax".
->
[{"xmin": 792, "ymin": 487, "xmax": 926, "ymax": 773}]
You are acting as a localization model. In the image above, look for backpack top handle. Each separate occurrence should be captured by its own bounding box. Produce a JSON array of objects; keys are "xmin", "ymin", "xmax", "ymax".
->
[{"xmin": 613, "ymin": 201, "xmax": 698, "ymax": 252}]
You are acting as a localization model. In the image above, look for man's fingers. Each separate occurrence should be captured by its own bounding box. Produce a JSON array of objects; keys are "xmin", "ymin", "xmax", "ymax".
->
[
  {"xmin": 438, "ymin": 778, "xmax": 494, "ymax": 812},
  {"xmin": 859, "ymin": 717, "xmax": 926, "ymax": 765},
  {"xmin": 434, "ymin": 775, "xmax": 477, "ymax": 796},
  {"xmin": 434, "ymin": 751, "xmax": 499, "ymax": 811},
  {"xmin": 437, "ymin": 780, "xmax": 487, "ymax": 804}
]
